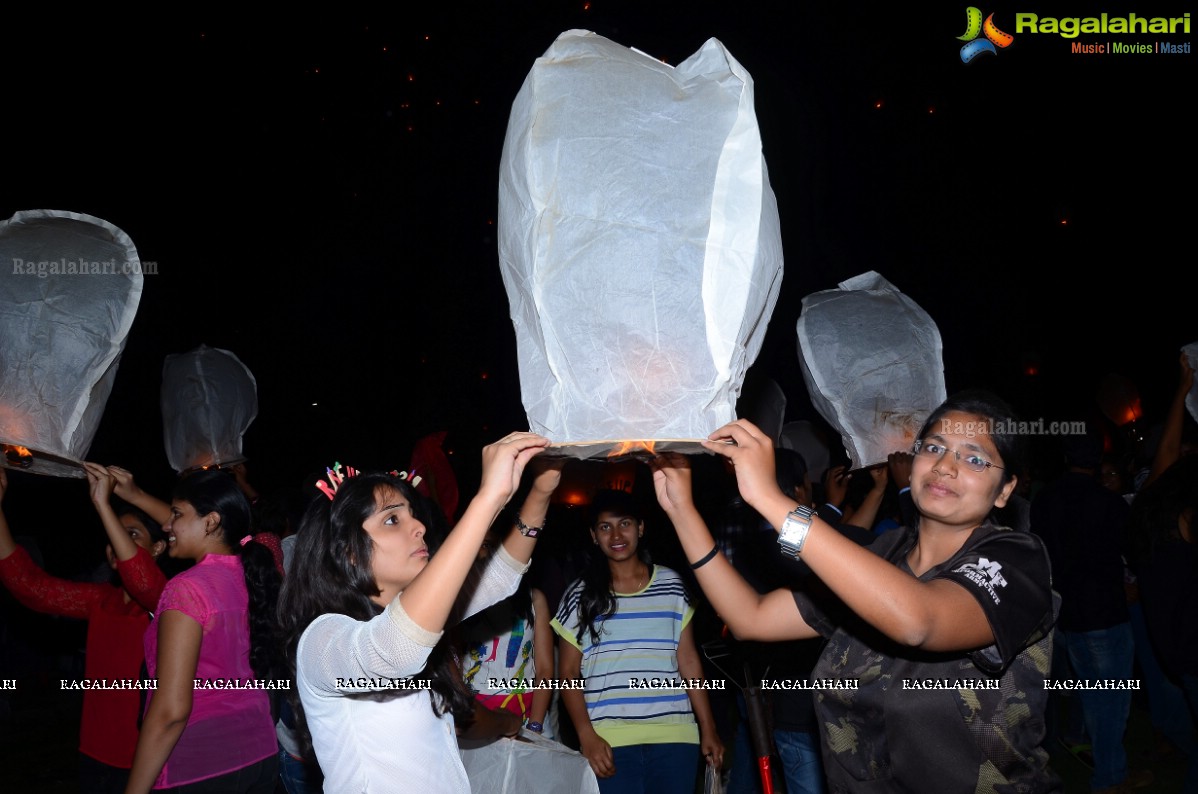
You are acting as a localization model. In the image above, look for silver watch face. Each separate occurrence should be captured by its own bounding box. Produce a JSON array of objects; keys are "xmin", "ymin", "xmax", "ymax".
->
[{"xmin": 778, "ymin": 507, "xmax": 812, "ymax": 548}]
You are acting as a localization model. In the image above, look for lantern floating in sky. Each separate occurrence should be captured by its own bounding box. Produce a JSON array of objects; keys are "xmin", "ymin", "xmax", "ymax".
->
[
  {"xmin": 1184, "ymin": 341, "xmax": 1198, "ymax": 424},
  {"xmin": 498, "ymin": 30, "xmax": 783, "ymax": 459},
  {"xmin": 1096, "ymin": 372, "xmax": 1143, "ymax": 427},
  {"xmin": 0, "ymin": 210, "xmax": 144, "ymax": 477},
  {"xmin": 161, "ymin": 345, "xmax": 258, "ymax": 473},
  {"xmin": 797, "ymin": 271, "xmax": 946, "ymax": 470}
]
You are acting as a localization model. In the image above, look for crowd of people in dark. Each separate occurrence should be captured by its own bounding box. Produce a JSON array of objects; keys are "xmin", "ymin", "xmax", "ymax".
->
[{"xmin": 1, "ymin": 354, "xmax": 1196, "ymax": 794}]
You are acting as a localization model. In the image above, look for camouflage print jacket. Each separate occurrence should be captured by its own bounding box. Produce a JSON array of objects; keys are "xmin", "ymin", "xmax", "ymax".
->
[{"xmin": 794, "ymin": 524, "xmax": 1062, "ymax": 794}]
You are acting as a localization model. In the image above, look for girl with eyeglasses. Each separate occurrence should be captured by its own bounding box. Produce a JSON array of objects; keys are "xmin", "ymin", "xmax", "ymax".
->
[{"xmin": 651, "ymin": 390, "xmax": 1060, "ymax": 793}]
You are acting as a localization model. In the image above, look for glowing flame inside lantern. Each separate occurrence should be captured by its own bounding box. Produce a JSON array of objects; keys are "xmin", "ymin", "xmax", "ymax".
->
[
  {"xmin": 3, "ymin": 445, "xmax": 34, "ymax": 468},
  {"xmin": 607, "ymin": 440, "xmax": 658, "ymax": 459}
]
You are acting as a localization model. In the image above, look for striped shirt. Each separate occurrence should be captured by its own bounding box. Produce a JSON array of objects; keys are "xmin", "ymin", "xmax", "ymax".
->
[{"xmin": 551, "ymin": 565, "xmax": 698, "ymax": 748}]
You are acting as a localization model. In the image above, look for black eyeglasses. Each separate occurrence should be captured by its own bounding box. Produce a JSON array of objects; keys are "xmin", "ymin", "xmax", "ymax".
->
[{"xmin": 912, "ymin": 439, "xmax": 1003, "ymax": 473}]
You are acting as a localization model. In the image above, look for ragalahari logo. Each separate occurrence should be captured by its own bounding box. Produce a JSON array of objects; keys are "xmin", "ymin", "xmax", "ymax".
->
[{"xmin": 958, "ymin": 7, "xmax": 1015, "ymax": 62}]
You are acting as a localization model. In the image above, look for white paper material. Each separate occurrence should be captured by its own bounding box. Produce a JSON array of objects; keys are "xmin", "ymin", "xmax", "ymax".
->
[
  {"xmin": 779, "ymin": 420, "xmax": 832, "ymax": 484},
  {"xmin": 1184, "ymin": 340, "xmax": 1198, "ymax": 424},
  {"xmin": 797, "ymin": 271, "xmax": 946, "ymax": 469},
  {"xmin": 0, "ymin": 210, "xmax": 143, "ymax": 477},
  {"xmin": 498, "ymin": 30, "xmax": 783, "ymax": 454},
  {"xmin": 161, "ymin": 345, "xmax": 258, "ymax": 472},
  {"xmin": 460, "ymin": 730, "xmax": 599, "ymax": 794}
]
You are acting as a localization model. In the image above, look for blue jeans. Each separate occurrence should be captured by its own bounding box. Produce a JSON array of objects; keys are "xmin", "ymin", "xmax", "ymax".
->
[
  {"xmin": 726, "ymin": 714, "xmax": 766, "ymax": 794},
  {"xmin": 1059, "ymin": 623, "xmax": 1134, "ymax": 790},
  {"xmin": 599, "ymin": 743, "xmax": 701, "ymax": 794},
  {"xmin": 1177, "ymin": 676, "xmax": 1198, "ymax": 794},
  {"xmin": 1129, "ymin": 603, "xmax": 1196, "ymax": 753},
  {"xmin": 774, "ymin": 730, "xmax": 825, "ymax": 794},
  {"xmin": 278, "ymin": 746, "xmax": 323, "ymax": 794}
]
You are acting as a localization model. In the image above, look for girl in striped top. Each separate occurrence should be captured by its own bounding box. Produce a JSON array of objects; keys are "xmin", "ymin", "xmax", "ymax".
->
[{"xmin": 552, "ymin": 489, "xmax": 723, "ymax": 793}]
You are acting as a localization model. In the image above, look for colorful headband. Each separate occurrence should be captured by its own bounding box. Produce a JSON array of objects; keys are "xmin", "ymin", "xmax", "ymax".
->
[{"xmin": 316, "ymin": 461, "xmax": 424, "ymax": 501}]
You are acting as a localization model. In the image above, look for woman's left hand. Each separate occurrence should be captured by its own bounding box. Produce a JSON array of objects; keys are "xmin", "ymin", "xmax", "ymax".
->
[
  {"xmin": 528, "ymin": 456, "xmax": 566, "ymax": 497},
  {"xmin": 701, "ymin": 731, "xmax": 725, "ymax": 770}
]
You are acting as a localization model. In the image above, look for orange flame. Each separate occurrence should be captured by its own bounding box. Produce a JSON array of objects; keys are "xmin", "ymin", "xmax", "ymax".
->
[
  {"xmin": 3, "ymin": 444, "xmax": 34, "ymax": 468},
  {"xmin": 607, "ymin": 440, "xmax": 657, "ymax": 459}
]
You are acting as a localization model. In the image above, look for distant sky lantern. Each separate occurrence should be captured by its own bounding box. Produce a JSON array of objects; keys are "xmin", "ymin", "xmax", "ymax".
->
[
  {"xmin": 0, "ymin": 210, "xmax": 143, "ymax": 477},
  {"xmin": 1185, "ymin": 341, "xmax": 1198, "ymax": 424},
  {"xmin": 797, "ymin": 271, "xmax": 946, "ymax": 469},
  {"xmin": 1096, "ymin": 372, "xmax": 1143, "ymax": 427},
  {"xmin": 498, "ymin": 30, "xmax": 783, "ymax": 459},
  {"xmin": 161, "ymin": 345, "xmax": 258, "ymax": 473}
]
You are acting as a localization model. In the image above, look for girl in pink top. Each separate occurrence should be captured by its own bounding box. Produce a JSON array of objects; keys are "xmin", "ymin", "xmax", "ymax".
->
[{"xmin": 126, "ymin": 469, "xmax": 282, "ymax": 793}]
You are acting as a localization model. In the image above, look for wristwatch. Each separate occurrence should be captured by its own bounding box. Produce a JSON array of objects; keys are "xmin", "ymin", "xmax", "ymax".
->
[{"xmin": 777, "ymin": 505, "xmax": 815, "ymax": 558}]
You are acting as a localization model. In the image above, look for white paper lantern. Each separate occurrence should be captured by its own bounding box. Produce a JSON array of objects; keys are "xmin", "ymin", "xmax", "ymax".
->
[
  {"xmin": 1184, "ymin": 340, "xmax": 1198, "ymax": 424},
  {"xmin": 161, "ymin": 345, "xmax": 258, "ymax": 473},
  {"xmin": 797, "ymin": 271, "xmax": 946, "ymax": 469},
  {"xmin": 0, "ymin": 210, "xmax": 143, "ymax": 477},
  {"xmin": 498, "ymin": 30, "xmax": 783, "ymax": 458}
]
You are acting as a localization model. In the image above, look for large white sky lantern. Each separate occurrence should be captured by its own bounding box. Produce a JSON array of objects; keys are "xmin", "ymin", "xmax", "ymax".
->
[
  {"xmin": 0, "ymin": 210, "xmax": 143, "ymax": 478},
  {"xmin": 498, "ymin": 30, "xmax": 783, "ymax": 458},
  {"xmin": 161, "ymin": 345, "xmax": 258, "ymax": 473},
  {"xmin": 797, "ymin": 271, "xmax": 946, "ymax": 470}
]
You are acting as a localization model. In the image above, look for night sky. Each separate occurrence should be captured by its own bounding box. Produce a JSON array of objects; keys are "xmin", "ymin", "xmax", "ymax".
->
[{"xmin": 2, "ymin": 2, "xmax": 1193, "ymax": 525}]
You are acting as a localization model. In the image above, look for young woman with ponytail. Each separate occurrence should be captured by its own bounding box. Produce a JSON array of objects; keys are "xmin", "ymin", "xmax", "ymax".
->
[{"xmin": 125, "ymin": 468, "xmax": 282, "ymax": 793}]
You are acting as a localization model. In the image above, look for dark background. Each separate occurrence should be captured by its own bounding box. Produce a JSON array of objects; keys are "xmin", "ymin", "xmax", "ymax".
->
[{"xmin": 1, "ymin": 2, "xmax": 1193, "ymax": 557}]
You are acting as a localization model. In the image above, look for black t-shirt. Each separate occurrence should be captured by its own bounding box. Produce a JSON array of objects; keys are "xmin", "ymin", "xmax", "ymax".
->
[{"xmin": 793, "ymin": 524, "xmax": 1060, "ymax": 793}]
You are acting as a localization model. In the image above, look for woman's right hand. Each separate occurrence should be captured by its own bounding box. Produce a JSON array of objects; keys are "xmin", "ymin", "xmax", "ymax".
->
[
  {"xmin": 477, "ymin": 432, "xmax": 550, "ymax": 506},
  {"xmin": 107, "ymin": 465, "xmax": 144, "ymax": 502},
  {"xmin": 82, "ymin": 462, "xmax": 116, "ymax": 508},
  {"xmin": 702, "ymin": 419, "xmax": 784, "ymax": 509},
  {"xmin": 579, "ymin": 731, "xmax": 615, "ymax": 778}
]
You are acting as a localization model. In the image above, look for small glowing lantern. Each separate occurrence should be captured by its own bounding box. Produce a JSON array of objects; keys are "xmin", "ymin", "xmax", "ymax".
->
[
  {"xmin": 797, "ymin": 271, "xmax": 946, "ymax": 469},
  {"xmin": 161, "ymin": 345, "xmax": 258, "ymax": 472}
]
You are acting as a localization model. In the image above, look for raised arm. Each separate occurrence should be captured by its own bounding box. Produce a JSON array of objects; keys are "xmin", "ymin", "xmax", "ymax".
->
[
  {"xmin": 0, "ymin": 469, "xmax": 106, "ymax": 619},
  {"xmin": 529, "ymin": 587, "xmax": 554, "ymax": 728},
  {"xmin": 702, "ymin": 421, "xmax": 995, "ymax": 653},
  {"xmin": 399, "ymin": 432, "xmax": 548, "ymax": 634},
  {"xmin": 845, "ymin": 464, "xmax": 888, "ymax": 531},
  {"xmin": 108, "ymin": 466, "xmax": 172, "ymax": 526},
  {"xmin": 649, "ymin": 454, "xmax": 818, "ymax": 643},
  {"xmin": 1144, "ymin": 353, "xmax": 1195, "ymax": 489},
  {"xmin": 0, "ymin": 469, "xmax": 13, "ymax": 560},
  {"xmin": 499, "ymin": 458, "xmax": 563, "ymax": 566},
  {"xmin": 84, "ymin": 463, "xmax": 141, "ymax": 562}
]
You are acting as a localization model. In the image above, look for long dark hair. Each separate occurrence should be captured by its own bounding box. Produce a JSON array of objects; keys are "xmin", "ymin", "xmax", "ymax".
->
[
  {"xmin": 576, "ymin": 490, "xmax": 652, "ymax": 645},
  {"xmin": 173, "ymin": 469, "xmax": 282, "ymax": 682},
  {"xmin": 277, "ymin": 472, "xmax": 474, "ymax": 762}
]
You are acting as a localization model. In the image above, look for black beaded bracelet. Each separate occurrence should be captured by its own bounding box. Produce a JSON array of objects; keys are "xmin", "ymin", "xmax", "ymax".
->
[
  {"xmin": 515, "ymin": 515, "xmax": 545, "ymax": 538},
  {"xmin": 689, "ymin": 545, "xmax": 720, "ymax": 571}
]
